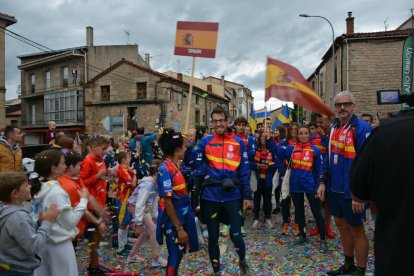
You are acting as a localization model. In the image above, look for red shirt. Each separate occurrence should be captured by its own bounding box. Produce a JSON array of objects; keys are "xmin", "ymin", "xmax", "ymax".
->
[
  {"xmin": 58, "ymin": 174, "xmax": 87, "ymax": 238},
  {"xmin": 116, "ymin": 165, "xmax": 135, "ymax": 202},
  {"xmin": 79, "ymin": 153, "xmax": 107, "ymax": 207}
]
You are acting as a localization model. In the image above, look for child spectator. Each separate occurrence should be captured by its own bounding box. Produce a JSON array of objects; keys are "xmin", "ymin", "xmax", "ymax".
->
[
  {"xmin": 0, "ymin": 171, "xmax": 59, "ymax": 276},
  {"xmin": 79, "ymin": 135, "xmax": 110, "ymax": 275},
  {"xmin": 126, "ymin": 160, "xmax": 167, "ymax": 267},
  {"xmin": 30, "ymin": 150, "xmax": 89, "ymax": 276},
  {"xmin": 58, "ymin": 149, "xmax": 107, "ymax": 251},
  {"xmin": 115, "ymin": 151, "xmax": 137, "ymax": 255}
]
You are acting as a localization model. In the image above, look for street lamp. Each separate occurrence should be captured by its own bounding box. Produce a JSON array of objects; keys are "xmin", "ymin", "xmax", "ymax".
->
[{"xmin": 299, "ymin": 14, "xmax": 335, "ymax": 106}]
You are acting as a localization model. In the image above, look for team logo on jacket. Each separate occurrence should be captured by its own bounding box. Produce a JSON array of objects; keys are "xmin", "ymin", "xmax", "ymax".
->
[
  {"xmin": 227, "ymin": 152, "xmax": 234, "ymax": 159},
  {"xmin": 228, "ymin": 145, "xmax": 234, "ymax": 152}
]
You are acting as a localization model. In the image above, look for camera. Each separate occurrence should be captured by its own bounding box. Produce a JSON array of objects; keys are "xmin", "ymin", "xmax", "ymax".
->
[{"xmin": 377, "ymin": 90, "xmax": 414, "ymax": 117}]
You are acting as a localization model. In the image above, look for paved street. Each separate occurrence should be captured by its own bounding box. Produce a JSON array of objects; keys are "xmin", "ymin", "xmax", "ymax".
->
[{"xmin": 76, "ymin": 207, "xmax": 375, "ymax": 275}]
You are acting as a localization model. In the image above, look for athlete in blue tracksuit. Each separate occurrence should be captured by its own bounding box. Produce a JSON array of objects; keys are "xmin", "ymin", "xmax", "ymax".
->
[
  {"xmin": 277, "ymin": 125, "xmax": 327, "ymax": 251},
  {"xmin": 194, "ymin": 106, "xmax": 252, "ymax": 275},
  {"xmin": 156, "ymin": 130, "xmax": 198, "ymax": 276}
]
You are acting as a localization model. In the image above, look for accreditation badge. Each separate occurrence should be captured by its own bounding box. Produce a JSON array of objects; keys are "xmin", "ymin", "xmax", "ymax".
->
[{"xmin": 333, "ymin": 154, "xmax": 338, "ymax": 165}]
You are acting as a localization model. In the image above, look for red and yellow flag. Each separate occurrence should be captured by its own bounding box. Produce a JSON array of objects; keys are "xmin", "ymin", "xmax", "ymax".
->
[
  {"xmin": 265, "ymin": 57, "xmax": 334, "ymax": 116},
  {"xmin": 174, "ymin": 21, "xmax": 219, "ymax": 58}
]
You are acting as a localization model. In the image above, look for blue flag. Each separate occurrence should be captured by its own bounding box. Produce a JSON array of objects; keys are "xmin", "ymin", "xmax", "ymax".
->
[
  {"xmin": 249, "ymin": 104, "xmax": 257, "ymax": 132},
  {"xmin": 271, "ymin": 105, "xmax": 292, "ymax": 131}
]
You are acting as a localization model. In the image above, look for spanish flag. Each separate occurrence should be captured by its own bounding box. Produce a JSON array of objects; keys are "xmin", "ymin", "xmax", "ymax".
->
[
  {"xmin": 174, "ymin": 21, "xmax": 219, "ymax": 58},
  {"xmin": 265, "ymin": 57, "xmax": 334, "ymax": 116}
]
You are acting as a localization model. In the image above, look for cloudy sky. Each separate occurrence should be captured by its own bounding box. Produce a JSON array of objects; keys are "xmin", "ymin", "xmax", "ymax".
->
[{"xmin": 2, "ymin": 0, "xmax": 412, "ymax": 110}]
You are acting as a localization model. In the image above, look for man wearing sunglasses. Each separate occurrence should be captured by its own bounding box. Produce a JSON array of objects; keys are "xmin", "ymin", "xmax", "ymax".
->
[{"xmin": 326, "ymin": 91, "xmax": 372, "ymax": 276}]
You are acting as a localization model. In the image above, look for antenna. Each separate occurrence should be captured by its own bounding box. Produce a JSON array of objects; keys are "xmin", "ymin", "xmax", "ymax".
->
[
  {"xmin": 383, "ymin": 17, "xmax": 389, "ymax": 31},
  {"xmin": 124, "ymin": 31, "xmax": 130, "ymax": 45}
]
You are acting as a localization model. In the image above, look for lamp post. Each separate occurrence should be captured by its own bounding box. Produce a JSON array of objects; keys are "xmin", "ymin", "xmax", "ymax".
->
[{"xmin": 299, "ymin": 14, "xmax": 335, "ymax": 106}]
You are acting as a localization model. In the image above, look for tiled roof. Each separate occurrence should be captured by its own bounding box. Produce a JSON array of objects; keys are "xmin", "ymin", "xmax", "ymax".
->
[
  {"xmin": 343, "ymin": 28, "xmax": 414, "ymax": 39},
  {"xmin": 87, "ymin": 58, "xmax": 169, "ymax": 83},
  {"xmin": 0, "ymin": 12, "xmax": 17, "ymax": 25},
  {"xmin": 86, "ymin": 59, "xmax": 228, "ymax": 101},
  {"xmin": 5, "ymin": 98, "xmax": 21, "ymax": 106}
]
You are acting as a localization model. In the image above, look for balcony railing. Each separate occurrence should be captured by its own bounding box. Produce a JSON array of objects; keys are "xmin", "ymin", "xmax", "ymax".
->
[
  {"xmin": 19, "ymin": 83, "xmax": 83, "ymax": 98},
  {"xmin": 20, "ymin": 112, "xmax": 84, "ymax": 128}
]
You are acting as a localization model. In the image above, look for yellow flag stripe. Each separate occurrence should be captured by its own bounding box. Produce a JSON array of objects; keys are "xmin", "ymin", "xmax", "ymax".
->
[{"xmin": 206, "ymin": 154, "xmax": 240, "ymax": 167}]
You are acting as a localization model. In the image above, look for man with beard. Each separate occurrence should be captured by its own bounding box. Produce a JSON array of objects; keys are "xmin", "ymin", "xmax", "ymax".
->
[
  {"xmin": 326, "ymin": 91, "xmax": 371, "ymax": 276},
  {"xmin": 195, "ymin": 106, "xmax": 253, "ymax": 275}
]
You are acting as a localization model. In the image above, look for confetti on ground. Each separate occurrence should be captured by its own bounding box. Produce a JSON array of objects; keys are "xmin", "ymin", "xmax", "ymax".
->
[{"xmin": 76, "ymin": 208, "xmax": 376, "ymax": 275}]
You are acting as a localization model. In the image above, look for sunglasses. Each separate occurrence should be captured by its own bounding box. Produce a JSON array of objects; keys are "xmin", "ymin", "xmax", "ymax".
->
[{"xmin": 335, "ymin": 102, "xmax": 353, "ymax": 108}]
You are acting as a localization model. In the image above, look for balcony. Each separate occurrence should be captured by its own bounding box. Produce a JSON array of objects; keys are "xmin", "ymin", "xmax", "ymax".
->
[
  {"xmin": 20, "ymin": 111, "xmax": 84, "ymax": 129},
  {"xmin": 19, "ymin": 83, "xmax": 82, "ymax": 99}
]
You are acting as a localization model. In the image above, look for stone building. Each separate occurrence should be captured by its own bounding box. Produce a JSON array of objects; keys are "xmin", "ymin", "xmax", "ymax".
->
[
  {"xmin": 17, "ymin": 27, "xmax": 149, "ymax": 144},
  {"xmin": 84, "ymin": 59, "xmax": 229, "ymax": 135},
  {"xmin": 305, "ymin": 12, "xmax": 414, "ymax": 122},
  {"xmin": 0, "ymin": 12, "xmax": 17, "ymax": 129},
  {"xmin": 202, "ymin": 76, "xmax": 254, "ymax": 121}
]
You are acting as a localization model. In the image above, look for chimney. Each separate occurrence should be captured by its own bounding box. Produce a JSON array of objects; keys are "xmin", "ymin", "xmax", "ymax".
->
[
  {"xmin": 177, "ymin": 73, "xmax": 183, "ymax": 81},
  {"xmin": 207, "ymin": 84, "xmax": 212, "ymax": 92},
  {"xmin": 86, "ymin": 26, "xmax": 93, "ymax": 47},
  {"xmin": 346, "ymin": 12, "xmax": 354, "ymax": 35},
  {"xmin": 144, "ymin": 53, "xmax": 150, "ymax": 67},
  {"xmin": 221, "ymin": 75, "xmax": 225, "ymax": 85}
]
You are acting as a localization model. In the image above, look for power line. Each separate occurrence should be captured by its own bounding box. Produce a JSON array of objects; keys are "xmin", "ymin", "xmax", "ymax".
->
[{"xmin": 4, "ymin": 27, "xmax": 220, "ymax": 98}]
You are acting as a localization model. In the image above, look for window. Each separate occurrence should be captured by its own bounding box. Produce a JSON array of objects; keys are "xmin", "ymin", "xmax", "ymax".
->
[
  {"xmin": 10, "ymin": 120, "xmax": 18, "ymax": 126},
  {"xmin": 31, "ymin": 104, "xmax": 36, "ymax": 125},
  {"xmin": 62, "ymin": 67, "xmax": 68, "ymax": 88},
  {"xmin": 101, "ymin": 85, "xmax": 110, "ymax": 102},
  {"xmin": 177, "ymin": 93, "xmax": 183, "ymax": 111},
  {"xmin": 195, "ymin": 110, "xmax": 200, "ymax": 125},
  {"xmin": 44, "ymin": 90, "xmax": 77, "ymax": 123},
  {"xmin": 195, "ymin": 95, "xmax": 199, "ymax": 104},
  {"xmin": 108, "ymin": 115, "xmax": 124, "ymax": 134},
  {"xmin": 319, "ymin": 73, "xmax": 324, "ymax": 97},
  {"xmin": 30, "ymin": 74, "xmax": 35, "ymax": 93},
  {"xmin": 46, "ymin": 71, "xmax": 51, "ymax": 91},
  {"xmin": 136, "ymin": 82, "xmax": 147, "ymax": 99}
]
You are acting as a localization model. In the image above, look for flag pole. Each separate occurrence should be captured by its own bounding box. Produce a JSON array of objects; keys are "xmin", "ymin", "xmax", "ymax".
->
[
  {"xmin": 184, "ymin": 56, "xmax": 196, "ymax": 133},
  {"xmin": 264, "ymin": 102, "xmax": 268, "ymax": 131}
]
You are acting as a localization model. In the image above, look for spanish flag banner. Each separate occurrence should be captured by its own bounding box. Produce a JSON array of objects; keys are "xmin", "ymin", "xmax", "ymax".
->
[
  {"xmin": 174, "ymin": 21, "xmax": 219, "ymax": 58},
  {"xmin": 265, "ymin": 57, "xmax": 334, "ymax": 116}
]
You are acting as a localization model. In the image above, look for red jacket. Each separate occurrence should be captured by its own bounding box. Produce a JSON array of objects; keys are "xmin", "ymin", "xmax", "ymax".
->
[{"xmin": 79, "ymin": 153, "xmax": 107, "ymax": 207}]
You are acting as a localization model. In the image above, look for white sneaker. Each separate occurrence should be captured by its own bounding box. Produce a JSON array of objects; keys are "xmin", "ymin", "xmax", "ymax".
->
[
  {"xmin": 126, "ymin": 254, "xmax": 145, "ymax": 263},
  {"xmin": 252, "ymin": 220, "xmax": 260, "ymax": 229},
  {"xmin": 202, "ymin": 229, "xmax": 209, "ymax": 239},
  {"xmin": 265, "ymin": 219, "xmax": 274, "ymax": 229},
  {"xmin": 151, "ymin": 257, "xmax": 168, "ymax": 267}
]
